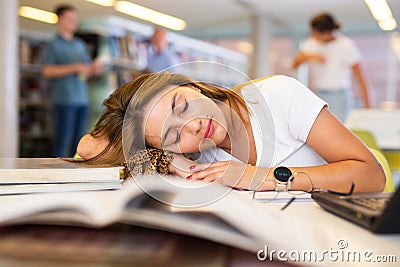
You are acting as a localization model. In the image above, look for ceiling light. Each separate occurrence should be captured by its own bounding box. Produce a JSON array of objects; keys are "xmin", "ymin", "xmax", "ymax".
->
[
  {"xmin": 378, "ymin": 17, "xmax": 398, "ymax": 31},
  {"xmin": 365, "ymin": 0, "xmax": 393, "ymax": 21},
  {"xmin": 114, "ymin": 1, "xmax": 186, "ymax": 31},
  {"xmin": 85, "ymin": 0, "xmax": 115, "ymax": 7},
  {"xmin": 18, "ymin": 6, "xmax": 58, "ymax": 24},
  {"xmin": 364, "ymin": 0, "xmax": 397, "ymax": 31}
]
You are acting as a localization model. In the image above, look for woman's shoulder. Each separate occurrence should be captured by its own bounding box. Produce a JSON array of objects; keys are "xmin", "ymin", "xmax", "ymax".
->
[
  {"xmin": 235, "ymin": 75, "xmax": 303, "ymax": 91},
  {"xmin": 239, "ymin": 75, "xmax": 324, "ymax": 108},
  {"xmin": 231, "ymin": 75, "xmax": 296, "ymax": 91}
]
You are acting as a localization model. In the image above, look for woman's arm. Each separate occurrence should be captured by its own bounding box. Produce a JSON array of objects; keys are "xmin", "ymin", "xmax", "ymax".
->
[
  {"xmin": 291, "ymin": 51, "xmax": 325, "ymax": 68},
  {"xmin": 278, "ymin": 107, "xmax": 385, "ymax": 192},
  {"xmin": 188, "ymin": 107, "xmax": 385, "ymax": 193},
  {"xmin": 168, "ymin": 153, "xmax": 196, "ymax": 178},
  {"xmin": 352, "ymin": 63, "xmax": 371, "ymax": 108}
]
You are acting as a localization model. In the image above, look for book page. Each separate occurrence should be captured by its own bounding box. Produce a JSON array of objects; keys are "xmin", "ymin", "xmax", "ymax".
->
[
  {"xmin": 120, "ymin": 175, "xmax": 328, "ymax": 253},
  {"xmin": 0, "ymin": 183, "xmax": 141, "ymax": 227},
  {"xmin": 118, "ymin": 176, "xmax": 276, "ymax": 251},
  {"xmin": 0, "ymin": 174, "xmax": 328, "ymax": 254}
]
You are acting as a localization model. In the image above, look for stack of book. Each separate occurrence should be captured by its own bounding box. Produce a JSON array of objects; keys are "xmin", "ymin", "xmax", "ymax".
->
[{"xmin": 0, "ymin": 158, "xmax": 123, "ymax": 195}]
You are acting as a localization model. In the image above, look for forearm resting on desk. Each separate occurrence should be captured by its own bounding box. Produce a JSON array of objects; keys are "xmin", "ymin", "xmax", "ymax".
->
[{"xmin": 256, "ymin": 160, "xmax": 385, "ymax": 193}]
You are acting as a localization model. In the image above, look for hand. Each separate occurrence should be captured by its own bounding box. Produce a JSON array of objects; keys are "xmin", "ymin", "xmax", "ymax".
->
[
  {"xmin": 189, "ymin": 161, "xmax": 265, "ymax": 190},
  {"xmin": 168, "ymin": 154, "xmax": 196, "ymax": 178},
  {"xmin": 90, "ymin": 61, "xmax": 104, "ymax": 76},
  {"xmin": 75, "ymin": 63, "xmax": 91, "ymax": 76}
]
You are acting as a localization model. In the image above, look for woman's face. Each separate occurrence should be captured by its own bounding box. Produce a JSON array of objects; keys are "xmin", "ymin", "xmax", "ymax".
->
[{"xmin": 143, "ymin": 85, "xmax": 228, "ymax": 154}]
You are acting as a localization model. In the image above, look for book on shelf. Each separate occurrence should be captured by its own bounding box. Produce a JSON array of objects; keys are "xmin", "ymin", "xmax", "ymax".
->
[
  {"xmin": 0, "ymin": 175, "xmax": 320, "ymax": 253},
  {"xmin": 0, "ymin": 158, "xmax": 123, "ymax": 194},
  {"xmin": 19, "ymin": 37, "xmax": 47, "ymax": 65}
]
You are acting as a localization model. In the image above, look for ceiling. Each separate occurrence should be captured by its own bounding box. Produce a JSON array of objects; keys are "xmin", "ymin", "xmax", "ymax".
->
[{"xmin": 19, "ymin": 0, "xmax": 400, "ymax": 39}]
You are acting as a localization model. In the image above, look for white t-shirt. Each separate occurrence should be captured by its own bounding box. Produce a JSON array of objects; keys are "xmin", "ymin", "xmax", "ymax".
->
[
  {"xmin": 197, "ymin": 75, "xmax": 327, "ymax": 168},
  {"xmin": 301, "ymin": 33, "xmax": 361, "ymax": 91}
]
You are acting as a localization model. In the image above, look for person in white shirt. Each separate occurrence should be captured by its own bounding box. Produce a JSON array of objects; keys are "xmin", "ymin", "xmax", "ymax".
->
[
  {"xmin": 292, "ymin": 13, "xmax": 371, "ymax": 122},
  {"xmin": 77, "ymin": 72, "xmax": 384, "ymax": 194}
]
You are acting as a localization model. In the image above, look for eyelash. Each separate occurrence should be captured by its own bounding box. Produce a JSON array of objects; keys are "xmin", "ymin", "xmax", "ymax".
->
[
  {"xmin": 174, "ymin": 100, "xmax": 188, "ymax": 144},
  {"xmin": 182, "ymin": 100, "xmax": 188, "ymax": 114},
  {"xmin": 174, "ymin": 131, "xmax": 181, "ymax": 144}
]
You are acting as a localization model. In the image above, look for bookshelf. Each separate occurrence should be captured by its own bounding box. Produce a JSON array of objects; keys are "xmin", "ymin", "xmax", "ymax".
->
[
  {"xmin": 78, "ymin": 16, "xmax": 249, "ymax": 131},
  {"xmin": 79, "ymin": 16, "xmax": 248, "ymax": 84},
  {"xmin": 19, "ymin": 31, "xmax": 53, "ymax": 157},
  {"xmin": 74, "ymin": 30, "xmax": 146, "ymax": 130},
  {"xmin": 18, "ymin": 17, "xmax": 249, "ymax": 157}
]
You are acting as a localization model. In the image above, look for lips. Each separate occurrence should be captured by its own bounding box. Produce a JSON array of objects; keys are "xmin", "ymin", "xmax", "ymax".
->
[{"xmin": 204, "ymin": 118, "xmax": 214, "ymax": 139}]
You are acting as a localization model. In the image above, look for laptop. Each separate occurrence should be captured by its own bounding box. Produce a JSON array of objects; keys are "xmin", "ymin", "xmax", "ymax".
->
[{"xmin": 311, "ymin": 186, "xmax": 400, "ymax": 233}]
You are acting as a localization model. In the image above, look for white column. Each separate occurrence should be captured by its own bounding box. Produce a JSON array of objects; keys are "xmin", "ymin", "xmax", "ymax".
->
[
  {"xmin": 0, "ymin": 1, "xmax": 18, "ymax": 157},
  {"xmin": 249, "ymin": 14, "xmax": 272, "ymax": 79}
]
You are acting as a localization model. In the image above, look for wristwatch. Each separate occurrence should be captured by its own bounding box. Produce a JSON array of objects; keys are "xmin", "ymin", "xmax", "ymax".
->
[{"xmin": 273, "ymin": 166, "xmax": 293, "ymax": 192}]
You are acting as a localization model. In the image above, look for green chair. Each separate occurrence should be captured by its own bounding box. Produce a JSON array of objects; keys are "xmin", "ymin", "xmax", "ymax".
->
[
  {"xmin": 351, "ymin": 129, "xmax": 381, "ymax": 150},
  {"xmin": 370, "ymin": 148, "xmax": 395, "ymax": 193},
  {"xmin": 351, "ymin": 129, "xmax": 395, "ymax": 192},
  {"xmin": 351, "ymin": 128, "xmax": 400, "ymax": 173},
  {"xmin": 382, "ymin": 151, "xmax": 400, "ymax": 173}
]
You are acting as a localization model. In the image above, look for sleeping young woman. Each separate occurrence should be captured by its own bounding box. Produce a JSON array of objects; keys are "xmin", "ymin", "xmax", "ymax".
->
[{"xmin": 77, "ymin": 72, "xmax": 385, "ymax": 193}]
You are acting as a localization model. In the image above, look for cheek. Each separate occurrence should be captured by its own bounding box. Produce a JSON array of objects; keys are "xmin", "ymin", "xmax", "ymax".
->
[
  {"xmin": 210, "ymin": 123, "xmax": 227, "ymax": 147},
  {"xmin": 214, "ymin": 124, "xmax": 227, "ymax": 140},
  {"xmin": 144, "ymin": 108, "xmax": 169, "ymax": 149},
  {"xmin": 179, "ymin": 126, "xmax": 227, "ymax": 154},
  {"xmin": 176, "ymin": 137, "xmax": 202, "ymax": 154},
  {"xmin": 144, "ymin": 120, "xmax": 163, "ymax": 149},
  {"xmin": 145, "ymin": 135, "xmax": 162, "ymax": 149}
]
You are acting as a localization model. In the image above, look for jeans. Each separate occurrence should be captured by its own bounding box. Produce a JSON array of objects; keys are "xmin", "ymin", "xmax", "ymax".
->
[
  {"xmin": 316, "ymin": 89, "xmax": 354, "ymax": 123},
  {"xmin": 53, "ymin": 104, "xmax": 89, "ymax": 157}
]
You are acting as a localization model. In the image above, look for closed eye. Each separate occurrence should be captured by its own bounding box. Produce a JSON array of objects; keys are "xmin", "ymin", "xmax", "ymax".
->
[
  {"xmin": 182, "ymin": 99, "xmax": 188, "ymax": 114},
  {"xmin": 174, "ymin": 130, "xmax": 181, "ymax": 144}
]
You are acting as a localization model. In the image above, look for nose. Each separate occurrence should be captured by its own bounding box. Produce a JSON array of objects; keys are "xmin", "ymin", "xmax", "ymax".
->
[{"xmin": 183, "ymin": 118, "xmax": 202, "ymax": 135}]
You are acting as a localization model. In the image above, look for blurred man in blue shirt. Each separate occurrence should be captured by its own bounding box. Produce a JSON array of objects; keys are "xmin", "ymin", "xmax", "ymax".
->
[
  {"xmin": 42, "ymin": 4, "xmax": 103, "ymax": 157},
  {"xmin": 146, "ymin": 27, "xmax": 181, "ymax": 72}
]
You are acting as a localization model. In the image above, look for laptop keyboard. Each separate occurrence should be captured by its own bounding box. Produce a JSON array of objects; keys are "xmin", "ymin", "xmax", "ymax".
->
[{"xmin": 346, "ymin": 197, "xmax": 390, "ymax": 211}]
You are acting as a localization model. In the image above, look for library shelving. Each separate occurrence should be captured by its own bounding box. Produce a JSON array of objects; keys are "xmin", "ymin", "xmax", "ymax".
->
[
  {"xmin": 19, "ymin": 31, "xmax": 53, "ymax": 157},
  {"xmin": 18, "ymin": 16, "xmax": 249, "ymax": 156},
  {"xmin": 78, "ymin": 16, "xmax": 249, "ymax": 130}
]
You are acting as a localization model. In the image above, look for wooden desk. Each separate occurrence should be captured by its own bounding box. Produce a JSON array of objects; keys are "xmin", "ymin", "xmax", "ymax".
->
[{"xmin": 0, "ymin": 224, "xmax": 294, "ymax": 267}]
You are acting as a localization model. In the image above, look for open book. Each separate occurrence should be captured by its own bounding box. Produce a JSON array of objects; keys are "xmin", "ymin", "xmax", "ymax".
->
[
  {"xmin": 0, "ymin": 175, "xmax": 322, "ymax": 253},
  {"xmin": 0, "ymin": 158, "xmax": 123, "ymax": 194}
]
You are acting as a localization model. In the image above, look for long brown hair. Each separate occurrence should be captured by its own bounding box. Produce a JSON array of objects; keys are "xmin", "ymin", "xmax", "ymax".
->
[{"xmin": 84, "ymin": 72, "xmax": 249, "ymax": 166}]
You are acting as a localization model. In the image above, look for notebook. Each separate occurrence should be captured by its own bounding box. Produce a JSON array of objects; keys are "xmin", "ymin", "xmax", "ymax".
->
[{"xmin": 311, "ymin": 186, "xmax": 400, "ymax": 233}]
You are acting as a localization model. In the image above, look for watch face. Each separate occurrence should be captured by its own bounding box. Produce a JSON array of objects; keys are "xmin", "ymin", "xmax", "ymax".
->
[{"xmin": 274, "ymin": 166, "xmax": 292, "ymax": 183}]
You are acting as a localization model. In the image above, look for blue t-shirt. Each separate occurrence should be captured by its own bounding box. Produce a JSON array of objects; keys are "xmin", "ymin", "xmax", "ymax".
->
[
  {"xmin": 146, "ymin": 49, "xmax": 181, "ymax": 72},
  {"xmin": 43, "ymin": 34, "xmax": 91, "ymax": 105}
]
